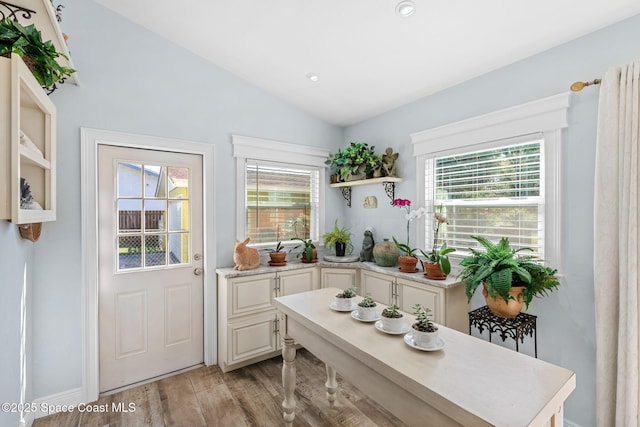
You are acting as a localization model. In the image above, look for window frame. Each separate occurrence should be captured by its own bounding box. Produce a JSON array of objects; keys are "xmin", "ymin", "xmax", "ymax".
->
[
  {"xmin": 411, "ymin": 93, "xmax": 570, "ymax": 270},
  {"xmin": 233, "ymin": 134, "xmax": 329, "ymax": 249}
]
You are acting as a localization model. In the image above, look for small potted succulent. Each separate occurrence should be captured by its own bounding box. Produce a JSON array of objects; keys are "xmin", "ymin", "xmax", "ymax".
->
[
  {"xmin": 356, "ymin": 294, "xmax": 377, "ymax": 320},
  {"xmin": 380, "ymin": 304, "xmax": 404, "ymax": 332},
  {"xmin": 334, "ymin": 286, "xmax": 357, "ymax": 310},
  {"xmin": 291, "ymin": 237, "xmax": 317, "ymax": 263},
  {"xmin": 411, "ymin": 304, "xmax": 438, "ymax": 348},
  {"xmin": 264, "ymin": 241, "xmax": 287, "ymax": 265}
]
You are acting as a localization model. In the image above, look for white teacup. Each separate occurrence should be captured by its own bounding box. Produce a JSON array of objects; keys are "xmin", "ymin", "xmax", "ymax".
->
[
  {"xmin": 357, "ymin": 306, "xmax": 377, "ymax": 320},
  {"xmin": 412, "ymin": 328, "xmax": 439, "ymax": 348},
  {"xmin": 334, "ymin": 296, "xmax": 354, "ymax": 310},
  {"xmin": 380, "ymin": 316, "xmax": 404, "ymax": 332}
]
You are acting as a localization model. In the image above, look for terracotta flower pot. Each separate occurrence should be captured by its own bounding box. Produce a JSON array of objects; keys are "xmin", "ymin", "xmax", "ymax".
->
[
  {"xmin": 398, "ymin": 255, "xmax": 418, "ymax": 273},
  {"xmin": 423, "ymin": 262, "xmax": 446, "ymax": 280},
  {"xmin": 482, "ymin": 283, "xmax": 525, "ymax": 318},
  {"xmin": 268, "ymin": 252, "xmax": 286, "ymax": 265},
  {"xmin": 301, "ymin": 249, "xmax": 318, "ymax": 263}
]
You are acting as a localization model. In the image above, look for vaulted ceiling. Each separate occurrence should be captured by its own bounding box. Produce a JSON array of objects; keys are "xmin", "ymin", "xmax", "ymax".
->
[{"xmin": 95, "ymin": 0, "xmax": 640, "ymax": 126}]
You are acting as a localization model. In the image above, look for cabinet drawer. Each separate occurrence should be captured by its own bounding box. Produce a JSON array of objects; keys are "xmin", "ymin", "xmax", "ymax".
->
[
  {"xmin": 399, "ymin": 279, "xmax": 444, "ymax": 324},
  {"xmin": 280, "ymin": 268, "xmax": 318, "ymax": 296},
  {"xmin": 228, "ymin": 274, "xmax": 275, "ymax": 318},
  {"xmin": 321, "ymin": 268, "xmax": 358, "ymax": 292},
  {"xmin": 360, "ymin": 270, "xmax": 393, "ymax": 305},
  {"xmin": 227, "ymin": 313, "xmax": 278, "ymax": 364}
]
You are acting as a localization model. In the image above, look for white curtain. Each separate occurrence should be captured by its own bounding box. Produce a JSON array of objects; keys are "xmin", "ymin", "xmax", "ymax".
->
[{"xmin": 594, "ymin": 60, "xmax": 640, "ymax": 427}]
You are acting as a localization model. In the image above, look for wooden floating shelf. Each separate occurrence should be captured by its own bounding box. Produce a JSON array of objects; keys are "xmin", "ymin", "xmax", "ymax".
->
[{"xmin": 330, "ymin": 177, "xmax": 403, "ymax": 207}]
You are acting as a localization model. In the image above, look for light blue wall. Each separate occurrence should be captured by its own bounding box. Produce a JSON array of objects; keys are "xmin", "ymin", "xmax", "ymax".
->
[{"xmin": 343, "ymin": 13, "xmax": 640, "ymax": 427}]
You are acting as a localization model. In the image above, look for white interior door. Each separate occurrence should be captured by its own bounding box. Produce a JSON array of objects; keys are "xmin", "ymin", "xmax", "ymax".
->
[{"xmin": 97, "ymin": 144, "xmax": 204, "ymax": 393}]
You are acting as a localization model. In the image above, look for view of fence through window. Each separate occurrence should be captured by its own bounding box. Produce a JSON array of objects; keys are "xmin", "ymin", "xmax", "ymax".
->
[
  {"xmin": 116, "ymin": 162, "xmax": 191, "ymax": 270},
  {"xmin": 427, "ymin": 139, "xmax": 544, "ymax": 256},
  {"xmin": 245, "ymin": 163, "xmax": 319, "ymax": 244}
]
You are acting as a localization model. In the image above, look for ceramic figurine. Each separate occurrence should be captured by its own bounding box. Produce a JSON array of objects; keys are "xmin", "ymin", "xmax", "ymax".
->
[
  {"xmin": 233, "ymin": 238, "xmax": 261, "ymax": 270},
  {"xmin": 382, "ymin": 147, "xmax": 399, "ymax": 177},
  {"xmin": 360, "ymin": 229, "xmax": 375, "ymax": 262}
]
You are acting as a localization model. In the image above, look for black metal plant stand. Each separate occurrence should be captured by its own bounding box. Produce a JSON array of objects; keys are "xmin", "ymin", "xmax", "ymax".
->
[{"xmin": 468, "ymin": 305, "xmax": 538, "ymax": 358}]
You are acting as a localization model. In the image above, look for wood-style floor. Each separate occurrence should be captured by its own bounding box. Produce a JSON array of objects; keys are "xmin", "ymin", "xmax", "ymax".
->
[{"xmin": 33, "ymin": 349, "xmax": 406, "ymax": 427}]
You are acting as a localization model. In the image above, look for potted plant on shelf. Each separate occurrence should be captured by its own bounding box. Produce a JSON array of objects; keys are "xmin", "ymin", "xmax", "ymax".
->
[
  {"xmin": 420, "ymin": 206, "xmax": 456, "ymax": 279},
  {"xmin": 458, "ymin": 235, "xmax": 560, "ymax": 318},
  {"xmin": 325, "ymin": 142, "xmax": 383, "ymax": 182},
  {"xmin": 411, "ymin": 304, "xmax": 438, "ymax": 348},
  {"xmin": 291, "ymin": 237, "xmax": 317, "ymax": 263},
  {"xmin": 392, "ymin": 236, "xmax": 420, "ymax": 273},
  {"xmin": 264, "ymin": 241, "xmax": 287, "ymax": 265},
  {"xmin": 357, "ymin": 294, "xmax": 377, "ymax": 320},
  {"xmin": 380, "ymin": 304, "xmax": 404, "ymax": 332},
  {"xmin": 322, "ymin": 219, "xmax": 353, "ymax": 257},
  {"xmin": 0, "ymin": 18, "xmax": 75, "ymax": 89},
  {"xmin": 334, "ymin": 286, "xmax": 357, "ymax": 310}
]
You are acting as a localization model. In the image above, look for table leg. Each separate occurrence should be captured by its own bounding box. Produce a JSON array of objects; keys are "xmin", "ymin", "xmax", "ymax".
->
[
  {"xmin": 282, "ymin": 336, "xmax": 296, "ymax": 426},
  {"xmin": 325, "ymin": 364, "xmax": 338, "ymax": 407}
]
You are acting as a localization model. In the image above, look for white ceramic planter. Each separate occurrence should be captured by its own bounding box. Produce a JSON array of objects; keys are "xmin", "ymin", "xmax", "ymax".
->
[
  {"xmin": 357, "ymin": 305, "xmax": 377, "ymax": 320},
  {"xmin": 334, "ymin": 296, "xmax": 355, "ymax": 310},
  {"xmin": 380, "ymin": 315, "xmax": 404, "ymax": 332},
  {"xmin": 412, "ymin": 326, "xmax": 439, "ymax": 348}
]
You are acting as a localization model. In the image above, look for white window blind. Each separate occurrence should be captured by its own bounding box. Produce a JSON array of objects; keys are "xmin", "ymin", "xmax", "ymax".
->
[
  {"xmin": 245, "ymin": 160, "xmax": 319, "ymax": 244},
  {"xmin": 425, "ymin": 138, "xmax": 545, "ymax": 257}
]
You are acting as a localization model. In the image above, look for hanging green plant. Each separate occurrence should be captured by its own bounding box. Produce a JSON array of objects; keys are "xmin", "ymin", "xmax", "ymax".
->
[{"xmin": 0, "ymin": 18, "xmax": 75, "ymax": 89}]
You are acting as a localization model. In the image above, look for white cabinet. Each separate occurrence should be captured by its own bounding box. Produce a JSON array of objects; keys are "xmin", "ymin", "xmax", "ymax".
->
[
  {"xmin": 0, "ymin": 54, "xmax": 56, "ymax": 224},
  {"xmin": 320, "ymin": 267, "xmax": 359, "ymax": 293},
  {"xmin": 217, "ymin": 267, "xmax": 318, "ymax": 372},
  {"xmin": 360, "ymin": 269, "xmax": 468, "ymax": 333}
]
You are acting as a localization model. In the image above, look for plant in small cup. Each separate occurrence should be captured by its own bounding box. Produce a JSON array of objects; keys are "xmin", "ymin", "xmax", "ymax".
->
[
  {"xmin": 291, "ymin": 237, "xmax": 317, "ymax": 263},
  {"xmin": 357, "ymin": 294, "xmax": 377, "ymax": 320},
  {"xmin": 411, "ymin": 304, "xmax": 438, "ymax": 348},
  {"xmin": 334, "ymin": 286, "xmax": 357, "ymax": 310},
  {"xmin": 421, "ymin": 206, "xmax": 456, "ymax": 279},
  {"xmin": 380, "ymin": 304, "xmax": 404, "ymax": 332},
  {"xmin": 392, "ymin": 236, "xmax": 420, "ymax": 273},
  {"xmin": 322, "ymin": 219, "xmax": 353, "ymax": 256},
  {"xmin": 264, "ymin": 241, "xmax": 287, "ymax": 264}
]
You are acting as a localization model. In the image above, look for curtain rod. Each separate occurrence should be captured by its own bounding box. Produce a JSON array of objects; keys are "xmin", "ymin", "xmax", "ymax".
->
[{"xmin": 570, "ymin": 79, "xmax": 601, "ymax": 92}]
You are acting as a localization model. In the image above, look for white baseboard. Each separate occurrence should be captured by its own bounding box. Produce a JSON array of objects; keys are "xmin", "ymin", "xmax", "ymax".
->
[{"xmin": 23, "ymin": 387, "xmax": 83, "ymax": 425}]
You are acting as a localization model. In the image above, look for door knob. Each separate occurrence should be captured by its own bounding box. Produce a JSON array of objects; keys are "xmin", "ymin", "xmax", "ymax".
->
[{"xmin": 194, "ymin": 267, "xmax": 204, "ymax": 276}]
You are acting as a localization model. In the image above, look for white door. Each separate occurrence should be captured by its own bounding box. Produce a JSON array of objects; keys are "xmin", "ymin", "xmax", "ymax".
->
[{"xmin": 97, "ymin": 144, "xmax": 204, "ymax": 393}]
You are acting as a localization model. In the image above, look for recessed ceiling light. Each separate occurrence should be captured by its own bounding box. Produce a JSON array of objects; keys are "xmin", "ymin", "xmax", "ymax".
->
[
  {"xmin": 395, "ymin": 0, "xmax": 415, "ymax": 17},
  {"xmin": 306, "ymin": 73, "xmax": 319, "ymax": 82}
]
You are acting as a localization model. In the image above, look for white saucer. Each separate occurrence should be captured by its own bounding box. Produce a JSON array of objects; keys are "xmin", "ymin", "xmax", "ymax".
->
[
  {"xmin": 374, "ymin": 320, "xmax": 411, "ymax": 335},
  {"xmin": 403, "ymin": 334, "xmax": 445, "ymax": 351},
  {"xmin": 329, "ymin": 301, "xmax": 357, "ymax": 312},
  {"xmin": 350, "ymin": 310, "xmax": 381, "ymax": 323}
]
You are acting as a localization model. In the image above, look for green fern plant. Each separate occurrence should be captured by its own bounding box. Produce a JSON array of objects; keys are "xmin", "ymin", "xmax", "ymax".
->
[{"xmin": 458, "ymin": 236, "xmax": 560, "ymax": 309}]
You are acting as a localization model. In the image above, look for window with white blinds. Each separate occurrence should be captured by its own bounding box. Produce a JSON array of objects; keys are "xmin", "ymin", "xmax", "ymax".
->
[
  {"xmin": 245, "ymin": 161, "xmax": 319, "ymax": 244},
  {"xmin": 425, "ymin": 138, "xmax": 545, "ymax": 257}
]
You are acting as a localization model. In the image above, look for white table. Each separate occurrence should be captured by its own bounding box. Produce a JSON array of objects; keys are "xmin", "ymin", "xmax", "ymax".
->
[{"xmin": 273, "ymin": 287, "xmax": 575, "ymax": 427}]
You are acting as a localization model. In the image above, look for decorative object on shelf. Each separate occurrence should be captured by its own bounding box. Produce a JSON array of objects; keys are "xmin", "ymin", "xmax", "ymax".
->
[
  {"xmin": 325, "ymin": 141, "xmax": 383, "ymax": 182},
  {"xmin": 459, "ymin": 236, "xmax": 560, "ymax": 318},
  {"xmin": 0, "ymin": 17, "xmax": 75, "ymax": 91},
  {"xmin": 372, "ymin": 238, "xmax": 400, "ymax": 267},
  {"xmin": 357, "ymin": 294, "xmax": 378, "ymax": 321},
  {"xmin": 264, "ymin": 241, "xmax": 287, "ymax": 266},
  {"xmin": 322, "ymin": 219, "xmax": 353, "ymax": 257},
  {"xmin": 382, "ymin": 147, "xmax": 399, "ymax": 177},
  {"xmin": 468, "ymin": 305, "xmax": 538, "ymax": 357},
  {"xmin": 411, "ymin": 304, "xmax": 438, "ymax": 348},
  {"xmin": 18, "ymin": 222, "xmax": 41, "ymax": 242},
  {"xmin": 233, "ymin": 238, "xmax": 261, "ymax": 271},
  {"xmin": 380, "ymin": 304, "xmax": 405, "ymax": 333},
  {"xmin": 392, "ymin": 236, "xmax": 419, "ymax": 273},
  {"xmin": 363, "ymin": 195, "xmax": 377, "ymax": 209},
  {"xmin": 420, "ymin": 205, "xmax": 456, "ymax": 279},
  {"xmin": 291, "ymin": 237, "xmax": 317, "ymax": 263},
  {"xmin": 333, "ymin": 286, "xmax": 357, "ymax": 310},
  {"xmin": 330, "ymin": 176, "xmax": 402, "ymax": 208},
  {"xmin": 20, "ymin": 177, "xmax": 33, "ymax": 208},
  {"xmin": 360, "ymin": 228, "xmax": 375, "ymax": 262}
]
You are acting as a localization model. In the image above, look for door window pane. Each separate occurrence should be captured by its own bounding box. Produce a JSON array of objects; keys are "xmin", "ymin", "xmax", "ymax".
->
[
  {"xmin": 144, "ymin": 165, "xmax": 163, "ymax": 198},
  {"xmin": 118, "ymin": 200, "xmax": 142, "ymax": 232},
  {"xmin": 168, "ymin": 200, "xmax": 189, "ymax": 232},
  {"xmin": 144, "ymin": 234, "xmax": 166, "ymax": 267},
  {"xmin": 144, "ymin": 200, "xmax": 166, "ymax": 232},
  {"xmin": 168, "ymin": 167, "xmax": 189, "ymax": 199},
  {"xmin": 117, "ymin": 163, "xmax": 142, "ymax": 198},
  {"xmin": 169, "ymin": 233, "xmax": 189, "ymax": 265},
  {"xmin": 118, "ymin": 235, "xmax": 142, "ymax": 270}
]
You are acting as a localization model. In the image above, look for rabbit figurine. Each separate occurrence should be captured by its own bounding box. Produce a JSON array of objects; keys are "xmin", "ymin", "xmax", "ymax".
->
[{"xmin": 233, "ymin": 238, "xmax": 261, "ymax": 270}]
